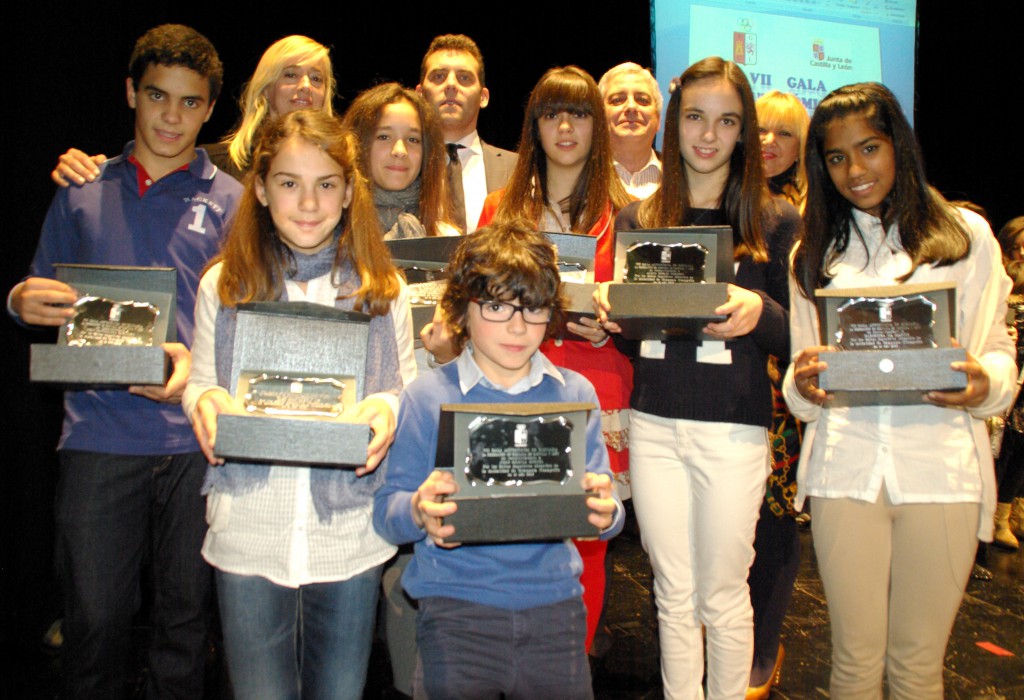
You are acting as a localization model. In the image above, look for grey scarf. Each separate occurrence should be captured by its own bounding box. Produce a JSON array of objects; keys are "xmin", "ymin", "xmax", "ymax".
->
[
  {"xmin": 204, "ymin": 236, "xmax": 402, "ymax": 521},
  {"xmin": 374, "ymin": 181, "xmax": 428, "ymax": 239}
]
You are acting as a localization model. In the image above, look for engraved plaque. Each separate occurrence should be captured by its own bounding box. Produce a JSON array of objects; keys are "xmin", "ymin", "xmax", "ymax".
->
[
  {"xmin": 438, "ymin": 402, "xmax": 597, "ymax": 543},
  {"xmin": 835, "ymin": 295, "xmax": 937, "ymax": 351},
  {"xmin": 65, "ymin": 296, "xmax": 159, "ymax": 347},
  {"xmin": 464, "ymin": 415, "xmax": 573, "ymax": 486},
  {"xmin": 243, "ymin": 374, "xmax": 347, "ymax": 417},
  {"xmin": 29, "ymin": 265, "xmax": 176, "ymax": 385},
  {"xmin": 407, "ymin": 279, "xmax": 448, "ymax": 305},
  {"xmin": 814, "ymin": 283, "xmax": 966, "ymax": 405},
  {"xmin": 625, "ymin": 242, "xmax": 708, "ymax": 283},
  {"xmin": 214, "ymin": 302, "xmax": 371, "ymax": 466},
  {"xmin": 234, "ymin": 370, "xmax": 357, "ymax": 420},
  {"xmin": 557, "ymin": 261, "xmax": 588, "ymax": 283}
]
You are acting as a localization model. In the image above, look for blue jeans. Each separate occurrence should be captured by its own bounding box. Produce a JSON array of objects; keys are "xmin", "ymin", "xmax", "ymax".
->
[
  {"xmin": 55, "ymin": 450, "xmax": 212, "ymax": 699},
  {"xmin": 216, "ymin": 566, "xmax": 382, "ymax": 700},
  {"xmin": 413, "ymin": 596, "xmax": 593, "ymax": 700}
]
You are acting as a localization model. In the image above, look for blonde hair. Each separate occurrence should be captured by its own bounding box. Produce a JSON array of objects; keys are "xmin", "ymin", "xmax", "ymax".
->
[
  {"xmin": 223, "ymin": 36, "xmax": 335, "ymax": 173},
  {"xmin": 755, "ymin": 90, "xmax": 809, "ymax": 212}
]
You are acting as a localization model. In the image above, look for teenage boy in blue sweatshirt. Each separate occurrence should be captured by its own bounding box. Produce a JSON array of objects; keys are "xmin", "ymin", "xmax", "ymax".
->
[
  {"xmin": 9, "ymin": 25, "xmax": 241, "ymax": 698},
  {"xmin": 375, "ymin": 222, "xmax": 623, "ymax": 699}
]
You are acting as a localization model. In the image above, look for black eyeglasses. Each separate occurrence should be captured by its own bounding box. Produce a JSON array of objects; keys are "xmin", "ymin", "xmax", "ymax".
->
[{"xmin": 471, "ymin": 299, "xmax": 553, "ymax": 324}]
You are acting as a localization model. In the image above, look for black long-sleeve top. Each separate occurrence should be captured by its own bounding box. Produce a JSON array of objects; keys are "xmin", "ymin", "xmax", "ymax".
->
[{"xmin": 612, "ymin": 199, "xmax": 801, "ymax": 428}]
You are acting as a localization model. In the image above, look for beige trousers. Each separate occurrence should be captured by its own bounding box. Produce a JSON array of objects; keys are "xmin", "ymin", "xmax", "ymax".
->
[{"xmin": 811, "ymin": 492, "xmax": 979, "ymax": 700}]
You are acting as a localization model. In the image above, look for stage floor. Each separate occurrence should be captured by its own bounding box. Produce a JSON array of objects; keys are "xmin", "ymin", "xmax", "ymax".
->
[{"xmin": 4, "ymin": 506, "xmax": 1022, "ymax": 699}]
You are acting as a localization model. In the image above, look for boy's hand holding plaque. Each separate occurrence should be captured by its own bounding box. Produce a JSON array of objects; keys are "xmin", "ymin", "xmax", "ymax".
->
[{"xmin": 30, "ymin": 264, "xmax": 176, "ymax": 386}]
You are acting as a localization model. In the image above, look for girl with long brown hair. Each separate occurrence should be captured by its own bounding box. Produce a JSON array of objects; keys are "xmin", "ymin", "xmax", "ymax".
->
[
  {"xmin": 597, "ymin": 57, "xmax": 801, "ymax": 699},
  {"xmin": 342, "ymin": 82, "xmax": 458, "ymax": 239},
  {"xmin": 182, "ymin": 109, "xmax": 415, "ymax": 699},
  {"xmin": 479, "ymin": 65, "xmax": 632, "ymax": 653}
]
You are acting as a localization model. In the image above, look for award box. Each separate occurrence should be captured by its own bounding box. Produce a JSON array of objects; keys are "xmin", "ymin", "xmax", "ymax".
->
[
  {"xmin": 542, "ymin": 231, "xmax": 599, "ymax": 338},
  {"xmin": 387, "ymin": 237, "xmax": 460, "ymax": 338},
  {"xmin": 815, "ymin": 282, "xmax": 966, "ymax": 405},
  {"xmin": 386, "ymin": 235, "xmax": 460, "ymax": 270},
  {"xmin": 436, "ymin": 402, "xmax": 600, "ymax": 543},
  {"xmin": 214, "ymin": 302, "xmax": 372, "ymax": 466},
  {"xmin": 607, "ymin": 226, "xmax": 734, "ymax": 340},
  {"xmin": 30, "ymin": 264, "xmax": 175, "ymax": 385}
]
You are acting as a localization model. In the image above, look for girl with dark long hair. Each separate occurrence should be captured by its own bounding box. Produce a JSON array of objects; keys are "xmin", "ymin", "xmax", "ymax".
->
[
  {"xmin": 478, "ymin": 66, "xmax": 632, "ymax": 651},
  {"xmin": 785, "ymin": 82, "xmax": 1016, "ymax": 698}
]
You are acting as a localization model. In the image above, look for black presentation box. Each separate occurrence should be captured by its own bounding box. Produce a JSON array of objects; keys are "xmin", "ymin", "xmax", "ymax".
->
[
  {"xmin": 436, "ymin": 402, "xmax": 600, "ymax": 544},
  {"xmin": 815, "ymin": 282, "xmax": 966, "ymax": 406},
  {"xmin": 30, "ymin": 264, "xmax": 175, "ymax": 386},
  {"xmin": 214, "ymin": 302, "xmax": 372, "ymax": 466},
  {"xmin": 607, "ymin": 226, "xmax": 734, "ymax": 341},
  {"xmin": 388, "ymin": 237, "xmax": 460, "ymax": 342},
  {"xmin": 542, "ymin": 231, "xmax": 600, "ymax": 339}
]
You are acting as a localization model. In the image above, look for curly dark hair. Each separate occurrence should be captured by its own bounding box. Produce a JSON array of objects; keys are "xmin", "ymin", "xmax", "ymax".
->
[
  {"xmin": 129, "ymin": 24, "xmax": 224, "ymax": 102},
  {"xmin": 441, "ymin": 221, "xmax": 567, "ymax": 354}
]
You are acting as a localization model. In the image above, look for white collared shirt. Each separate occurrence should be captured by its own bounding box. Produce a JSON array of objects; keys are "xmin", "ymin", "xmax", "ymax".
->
[
  {"xmin": 451, "ymin": 131, "xmax": 488, "ymax": 233},
  {"xmin": 613, "ymin": 150, "xmax": 662, "ymax": 199},
  {"xmin": 456, "ymin": 343, "xmax": 565, "ymax": 396},
  {"xmin": 783, "ymin": 208, "xmax": 1016, "ymax": 518}
]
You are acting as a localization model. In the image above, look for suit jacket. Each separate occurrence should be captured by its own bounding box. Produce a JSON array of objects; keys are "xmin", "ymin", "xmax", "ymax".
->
[{"xmin": 481, "ymin": 140, "xmax": 518, "ymax": 193}]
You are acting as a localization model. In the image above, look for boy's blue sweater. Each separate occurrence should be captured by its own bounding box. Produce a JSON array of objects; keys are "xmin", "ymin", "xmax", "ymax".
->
[
  {"xmin": 26, "ymin": 142, "xmax": 241, "ymax": 454},
  {"xmin": 374, "ymin": 360, "xmax": 623, "ymax": 611}
]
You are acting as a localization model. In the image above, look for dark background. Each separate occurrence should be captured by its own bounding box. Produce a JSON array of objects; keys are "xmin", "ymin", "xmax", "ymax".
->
[{"xmin": 2, "ymin": 1, "xmax": 1019, "ymax": 643}]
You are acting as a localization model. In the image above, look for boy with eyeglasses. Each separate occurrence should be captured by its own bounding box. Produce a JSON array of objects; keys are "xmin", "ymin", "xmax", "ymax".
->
[{"xmin": 374, "ymin": 221, "xmax": 622, "ymax": 699}]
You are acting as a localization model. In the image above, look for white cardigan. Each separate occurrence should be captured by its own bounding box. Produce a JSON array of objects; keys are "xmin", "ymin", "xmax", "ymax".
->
[{"xmin": 783, "ymin": 207, "xmax": 1017, "ymax": 541}]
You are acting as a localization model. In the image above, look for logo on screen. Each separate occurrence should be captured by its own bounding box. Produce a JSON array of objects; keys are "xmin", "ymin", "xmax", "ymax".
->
[
  {"xmin": 733, "ymin": 29, "xmax": 757, "ymax": 65},
  {"xmin": 813, "ymin": 40, "xmax": 825, "ymax": 61}
]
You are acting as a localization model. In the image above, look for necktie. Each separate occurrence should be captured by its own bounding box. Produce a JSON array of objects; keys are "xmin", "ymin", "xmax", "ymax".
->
[{"xmin": 446, "ymin": 142, "xmax": 467, "ymax": 233}]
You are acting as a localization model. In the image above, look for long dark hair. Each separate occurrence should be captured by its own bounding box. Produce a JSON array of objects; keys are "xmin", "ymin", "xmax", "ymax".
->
[
  {"xmin": 794, "ymin": 82, "xmax": 970, "ymax": 299},
  {"xmin": 341, "ymin": 82, "xmax": 456, "ymax": 235},
  {"xmin": 637, "ymin": 56, "xmax": 770, "ymax": 262},
  {"xmin": 212, "ymin": 110, "xmax": 399, "ymax": 316},
  {"xmin": 495, "ymin": 66, "xmax": 629, "ymax": 233}
]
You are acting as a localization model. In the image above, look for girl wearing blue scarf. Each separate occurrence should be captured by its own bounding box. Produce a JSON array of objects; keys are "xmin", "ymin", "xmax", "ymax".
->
[{"xmin": 183, "ymin": 109, "xmax": 415, "ymax": 699}]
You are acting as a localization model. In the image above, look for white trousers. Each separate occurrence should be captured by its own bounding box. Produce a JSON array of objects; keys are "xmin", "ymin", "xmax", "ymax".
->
[{"xmin": 629, "ymin": 411, "xmax": 770, "ymax": 700}]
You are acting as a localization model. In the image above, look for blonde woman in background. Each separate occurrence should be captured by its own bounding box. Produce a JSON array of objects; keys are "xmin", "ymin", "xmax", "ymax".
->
[
  {"xmin": 744, "ymin": 90, "xmax": 811, "ymax": 700},
  {"xmin": 756, "ymin": 90, "xmax": 809, "ymax": 212}
]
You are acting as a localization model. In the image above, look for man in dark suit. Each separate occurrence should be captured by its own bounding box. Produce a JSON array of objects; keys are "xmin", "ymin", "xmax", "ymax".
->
[{"xmin": 417, "ymin": 34, "xmax": 517, "ymax": 234}]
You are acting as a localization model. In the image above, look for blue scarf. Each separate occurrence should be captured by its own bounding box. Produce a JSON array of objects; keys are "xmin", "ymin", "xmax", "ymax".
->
[{"xmin": 204, "ymin": 236, "xmax": 402, "ymax": 521}]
